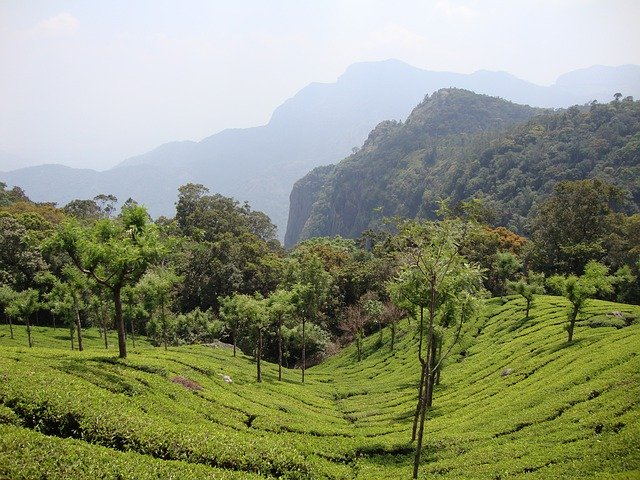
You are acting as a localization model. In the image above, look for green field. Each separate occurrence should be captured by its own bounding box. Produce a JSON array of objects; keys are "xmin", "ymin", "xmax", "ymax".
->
[{"xmin": 1, "ymin": 295, "xmax": 639, "ymax": 479}]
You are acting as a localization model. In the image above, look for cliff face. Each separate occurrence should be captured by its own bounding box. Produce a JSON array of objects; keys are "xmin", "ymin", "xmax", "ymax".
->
[
  {"xmin": 284, "ymin": 164, "xmax": 335, "ymax": 248},
  {"xmin": 285, "ymin": 88, "xmax": 539, "ymax": 245}
]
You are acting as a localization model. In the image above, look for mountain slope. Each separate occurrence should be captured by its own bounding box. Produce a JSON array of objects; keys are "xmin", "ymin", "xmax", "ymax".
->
[
  {"xmin": 3, "ymin": 61, "xmax": 639, "ymax": 239},
  {"xmin": 0, "ymin": 296, "xmax": 638, "ymax": 478},
  {"xmin": 286, "ymin": 91, "xmax": 640, "ymax": 246}
]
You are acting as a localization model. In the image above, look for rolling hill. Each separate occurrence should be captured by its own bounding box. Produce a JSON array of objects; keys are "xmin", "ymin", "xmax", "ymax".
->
[{"xmin": 1, "ymin": 295, "xmax": 638, "ymax": 479}]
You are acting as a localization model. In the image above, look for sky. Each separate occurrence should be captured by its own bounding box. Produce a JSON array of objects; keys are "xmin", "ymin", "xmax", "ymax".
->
[{"xmin": 1, "ymin": 0, "xmax": 639, "ymax": 171}]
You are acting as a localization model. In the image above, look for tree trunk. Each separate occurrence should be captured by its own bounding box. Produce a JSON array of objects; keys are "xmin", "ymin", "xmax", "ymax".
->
[
  {"xmin": 26, "ymin": 317, "xmax": 32, "ymax": 348},
  {"xmin": 302, "ymin": 318, "xmax": 306, "ymax": 383},
  {"xmin": 70, "ymin": 322, "xmax": 75, "ymax": 351},
  {"xmin": 278, "ymin": 322, "xmax": 283, "ymax": 381},
  {"xmin": 390, "ymin": 322, "xmax": 396, "ymax": 351},
  {"xmin": 232, "ymin": 328, "xmax": 237, "ymax": 357},
  {"xmin": 114, "ymin": 287, "xmax": 127, "ymax": 358},
  {"xmin": 161, "ymin": 301, "xmax": 167, "ymax": 351},
  {"xmin": 412, "ymin": 361, "xmax": 427, "ymax": 442},
  {"xmin": 100, "ymin": 301, "xmax": 109, "ymax": 349},
  {"xmin": 413, "ymin": 282, "xmax": 437, "ymax": 479},
  {"xmin": 435, "ymin": 337, "xmax": 442, "ymax": 386},
  {"xmin": 567, "ymin": 303, "xmax": 579, "ymax": 343},
  {"xmin": 52, "ymin": 313, "xmax": 56, "ymax": 330},
  {"xmin": 257, "ymin": 329, "xmax": 262, "ymax": 383},
  {"xmin": 8, "ymin": 316, "xmax": 13, "ymax": 339},
  {"xmin": 73, "ymin": 294, "xmax": 83, "ymax": 352},
  {"xmin": 413, "ymin": 353, "xmax": 434, "ymax": 478},
  {"xmin": 130, "ymin": 315, "xmax": 136, "ymax": 349}
]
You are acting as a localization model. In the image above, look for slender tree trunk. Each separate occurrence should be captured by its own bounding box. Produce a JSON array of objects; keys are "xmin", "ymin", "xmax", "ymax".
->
[
  {"xmin": 26, "ymin": 317, "xmax": 32, "ymax": 348},
  {"xmin": 161, "ymin": 301, "xmax": 167, "ymax": 351},
  {"xmin": 70, "ymin": 322, "xmax": 75, "ymax": 350},
  {"xmin": 567, "ymin": 304, "xmax": 579, "ymax": 343},
  {"xmin": 100, "ymin": 301, "xmax": 109, "ymax": 349},
  {"xmin": 435, "ymin": 337, "xmax": 442, "ymax": 386},
  {"xmin": 390, "ymin": 322, "xmax": 396, "ymax": 351},
  {"xmin": 257, "ymin": 329, "xmax": 262, "ymax": 383},
  {"xmin": 73, "ymin": 294, "xmax": 83, "ymax": 352},
  {"xmin": 130, "ymin": 315, "xmax": 136, "ymax": 349},
  {"xmin": 302, "ymin": 318, "xmax": 306, "ymax": 383},
  {"xmin": 8, "ymin": 316, "xmax": 13, "ymax": 339},
  {"xmin": 412, "ymin": 361, "xmax": 427, "ymax": 442},
  {"xmin": 413, "ymin": 283, "xmax": 437, "ymax": 479},
  {"xmin": 426, "ymin": 335, "xmax": 438, "ymax": 407},
  {"xmin": 232, "ymin": 328, "xmax": 237, "ymax": 357},
  {"xmin": 278, "ymin": 322, "xmax": 283, "ymax": 381},
  {"xmin": 114, "ymin": 287, "xmax": 127, "ymax": 358}
]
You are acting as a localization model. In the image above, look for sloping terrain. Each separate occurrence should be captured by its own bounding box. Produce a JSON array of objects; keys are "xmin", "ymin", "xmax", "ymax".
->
[{"xmin": 0, "ymin": 295, "xmax": 638, "ymax": 479}]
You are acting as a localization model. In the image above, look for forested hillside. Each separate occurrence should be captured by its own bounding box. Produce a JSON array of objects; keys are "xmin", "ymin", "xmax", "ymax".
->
[{"xmin": 286, "ymin": 90, "xmax": 640, "ymax": 246}]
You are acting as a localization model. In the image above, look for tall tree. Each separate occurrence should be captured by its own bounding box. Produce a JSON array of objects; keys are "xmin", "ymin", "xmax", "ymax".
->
[
  {"xmin": 138, "ymin": 267, "xmax": 181, "ymax": 350},
  {"xmin": 51, "ymin": 205, "xmax": 162, "ymax": 358},
  {"xmin": 530, "ymin": 179, "xmax": 628, "ymax": 275},
  {"xmin": 266, "ymin": 288, "xmax": 297, "ymax": 381},
  {"xmin": 285, "ymin": 255, "xmax": 332, "ymax": 383},
  {"xmin": 392, "ymin": 219, "xmax": 483, "ymax": 479}
]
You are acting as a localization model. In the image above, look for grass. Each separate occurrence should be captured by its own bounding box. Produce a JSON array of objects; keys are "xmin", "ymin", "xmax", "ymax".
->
[{"xmin": 0, "ymin": 295, "xmax": 638, "ymax": 479}]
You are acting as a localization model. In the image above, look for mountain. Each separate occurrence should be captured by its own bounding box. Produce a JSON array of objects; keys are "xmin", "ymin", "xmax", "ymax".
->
[
  {"xmin": 285, "ymin": 89, "xmax": 640, "ymax": 247},
  {"xmin": 2, "ymin": 60, "xmax": 639, "ymax": 239}
]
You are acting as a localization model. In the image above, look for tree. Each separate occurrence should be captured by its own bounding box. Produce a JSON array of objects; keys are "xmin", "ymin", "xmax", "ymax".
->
[
  {"xmin": 219, "ymin": 294, "xmax": 247, "ymax": 357},
  {"xmin": 266, "ymin": 288, "xmax": 297, "ymax": 381},
  {"xmin": 530, "ymin": 179, "xmax": 628, "ymax": 275},
  {"xmin": 5, "ymin": 288, "xmax": 40, "ymax": 347},
  {"xmin": 284, "ymin": 255, "xmax": 332, "ymax": 383},
  {"xmin": 381, "ymin": 300, "xmax": 406, "ymax": 351},
  {"xmin": 51, "ymin": 204, "xmax": 162, "ymax": 358},
  {"xmin": 0, "ymin": 285, "xmax": 16, "ymax": 339},
  {"xmin": 491, "ymin": 251, "xmax": 523, "ymax": 298},
  {"xmin": 44, "ymin": 268, "xmax": 88, "ymax": 351},
  {"xmin": 391, "ymin": 219, "xmax": 484, "ymax": 479},
  {"xmin": 138, "ymin": 267, "xmax": 181, "ymax": 350},
  {"xmin": 339, "ymin": 304, "xmax": 368, "ymax": 361},
  {"xmin": 220, "ymin": 293, "xmax": 267, "ymax": 382},
  {"xmin": 547, "ymin": 261, "xmax": 614, "ymax": 343},
  {"xmin": 361, "ymin": 292, "xmax": 384, "ymax": 344},
  {"xmin": 506, "ymin": 272, "xmax": 545, "ymax": 319},
  {"xmin": 0, "ymin": 215, "xmax": 47, "ymax": 290}
]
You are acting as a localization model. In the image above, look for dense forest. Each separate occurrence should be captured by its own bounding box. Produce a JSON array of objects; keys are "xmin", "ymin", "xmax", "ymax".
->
[
  {"xmin": 286, "ymin": 90, "xmax": 639, "ymax": 246},
  {"xmin": 1, "ymin": 173, "xmax": 637, "ymax": 364}
]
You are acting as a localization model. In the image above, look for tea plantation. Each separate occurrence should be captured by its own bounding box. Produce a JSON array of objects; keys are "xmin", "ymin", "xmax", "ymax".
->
[{"xmin": 0, "ymin": 295, "xmax": 639, "ymax": 479}]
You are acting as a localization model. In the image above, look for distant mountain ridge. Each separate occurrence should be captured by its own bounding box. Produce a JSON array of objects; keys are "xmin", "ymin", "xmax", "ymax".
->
[{"xmin": 2, "ymin": 60, "xmax": 639, "ymax": 240}]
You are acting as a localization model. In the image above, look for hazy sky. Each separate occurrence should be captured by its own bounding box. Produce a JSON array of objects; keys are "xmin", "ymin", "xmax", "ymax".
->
[{"xmin": 1, "ymin": 0, "xmax": 639, "ymax": 171}]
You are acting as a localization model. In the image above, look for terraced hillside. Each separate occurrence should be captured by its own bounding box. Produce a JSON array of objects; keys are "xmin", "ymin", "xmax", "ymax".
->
[{"xmin": 0, "ymin": 295, "xmax": 639, "ymax": 479}]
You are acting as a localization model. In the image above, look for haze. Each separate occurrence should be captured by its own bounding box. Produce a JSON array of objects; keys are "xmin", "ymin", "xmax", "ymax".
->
[{"xmin": 1, "ymin": 0, "xmax": 639, "ymax": 171}]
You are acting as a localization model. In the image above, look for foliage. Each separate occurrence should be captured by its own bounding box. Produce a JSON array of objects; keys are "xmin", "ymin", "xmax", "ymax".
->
[{"xmin": 546, "ymin": 261, "xmax": 615, "ymax": 342}]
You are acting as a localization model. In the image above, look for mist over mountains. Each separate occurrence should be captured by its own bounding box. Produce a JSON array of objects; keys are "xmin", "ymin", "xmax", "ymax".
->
[{"xmin": 2, "ymin": 59, "xmax": 639, "ymax": 239}]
